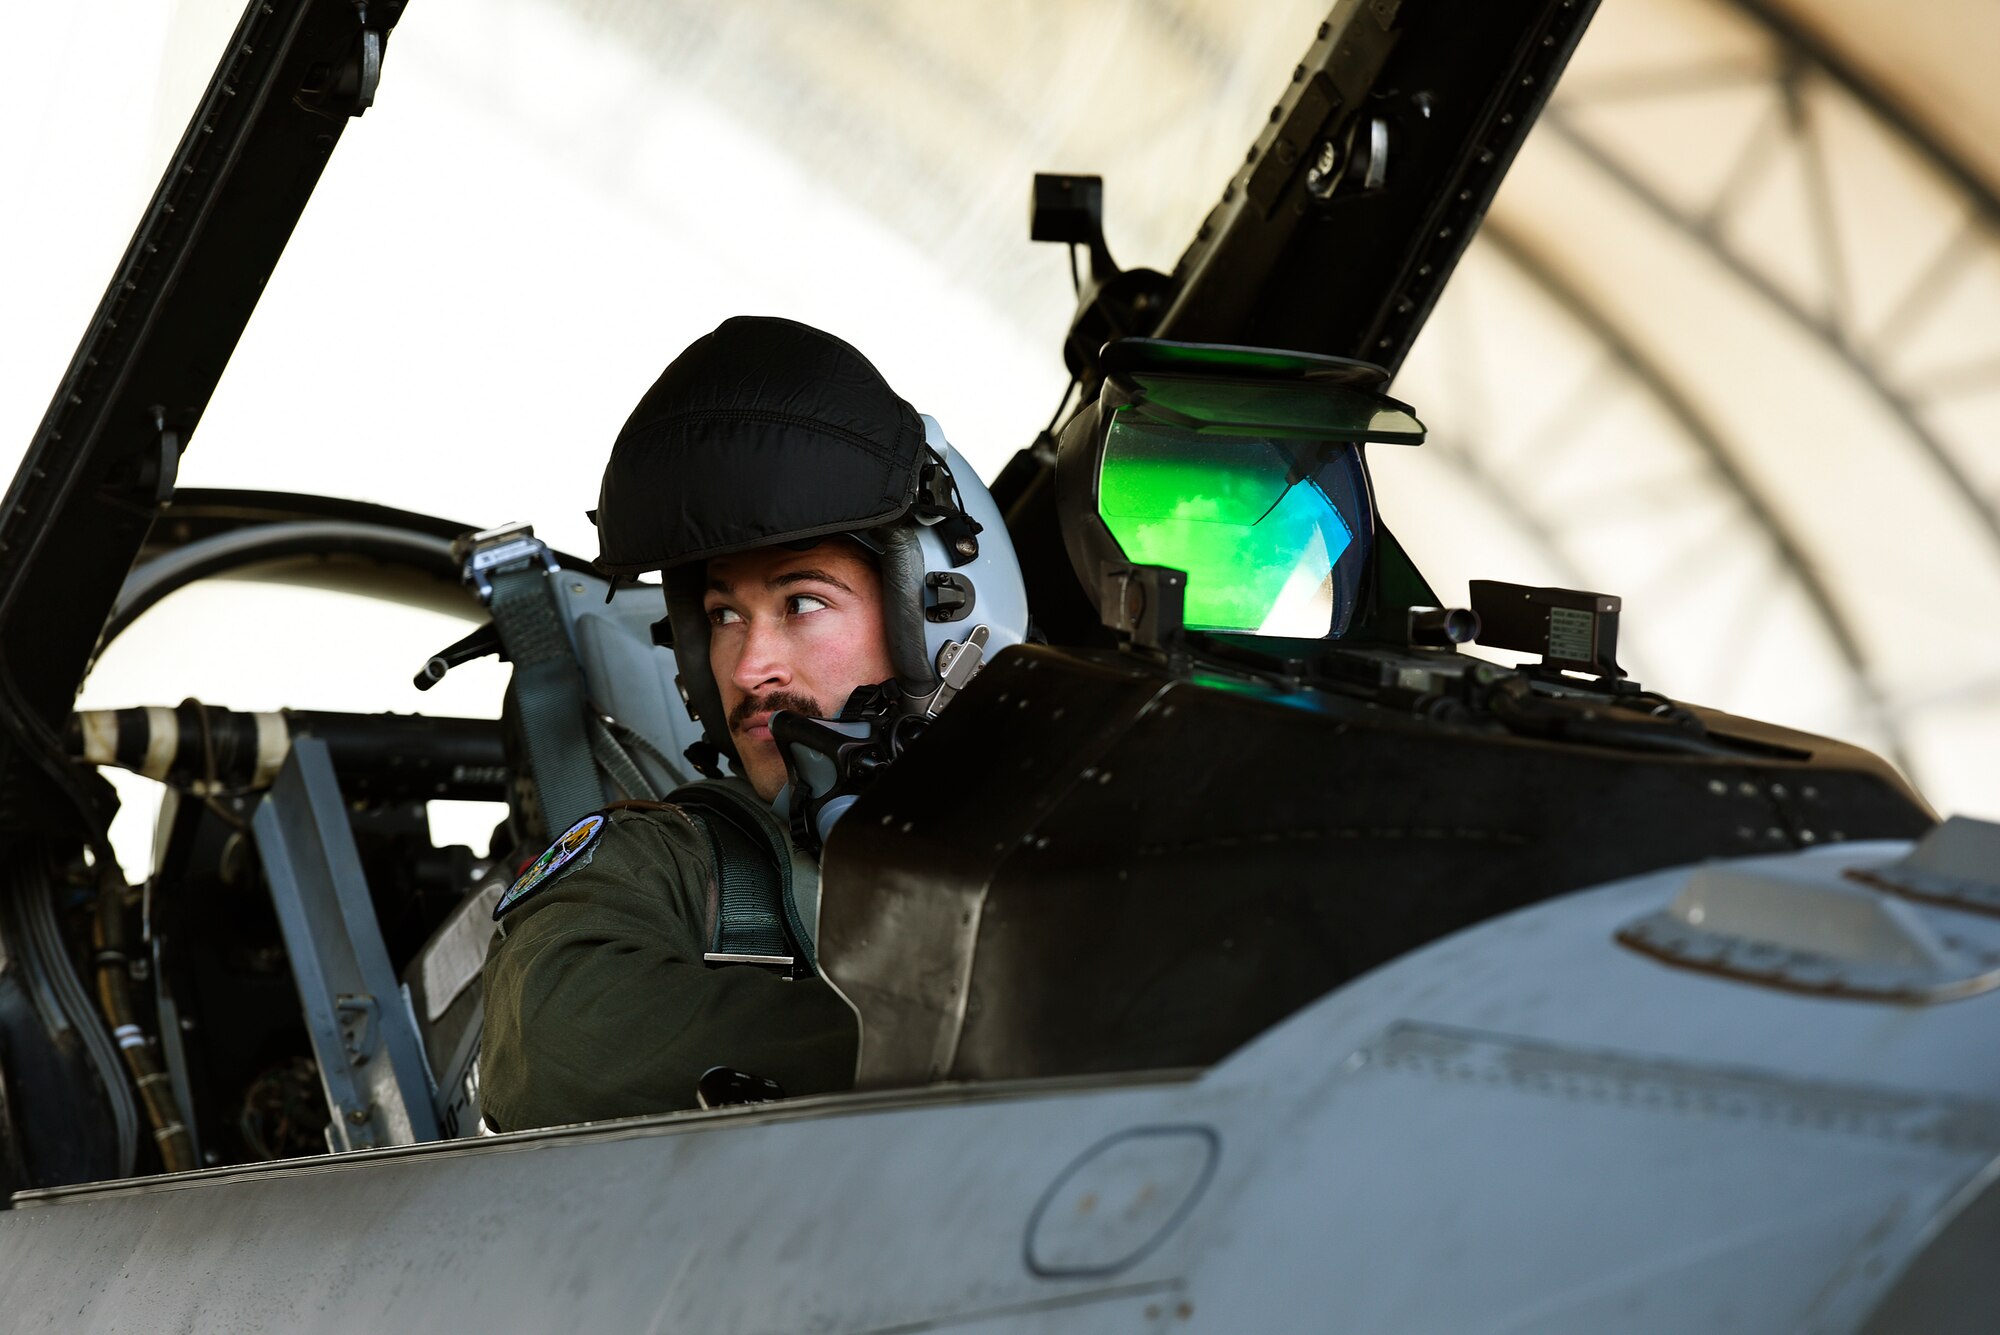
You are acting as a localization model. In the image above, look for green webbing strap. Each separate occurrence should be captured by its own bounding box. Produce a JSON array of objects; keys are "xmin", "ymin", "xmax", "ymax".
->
[
  {"xmin": 588, "ymin": 714, "xmax": 659, "ymax": 802},
  {"xmin": 488, "ymin": 565, "xmax": 605, "ymax": 834},
  {"xmin": 670, "ymin": 780, "xmax": 812, "ymax": 975}
]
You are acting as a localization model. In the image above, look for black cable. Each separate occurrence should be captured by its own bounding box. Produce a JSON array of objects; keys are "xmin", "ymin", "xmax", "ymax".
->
[
  {"xmin": 1044, "ymin": 376, "xmax": 1081, "ymax": 438},
  {"xmin": 1068, "ymin": 242, "xmax": 1082, "ymax": 295},
  {"xmin": 94, "ymin": 869, "xmax": 195, "ymax": 1172},
  {"xmin": 11, "ymin": 853, "xmax": 140, "ymax": 1177},
  {"xmin": 0, "ymin": 657, "xmax": 140, "ymax": 1176}
]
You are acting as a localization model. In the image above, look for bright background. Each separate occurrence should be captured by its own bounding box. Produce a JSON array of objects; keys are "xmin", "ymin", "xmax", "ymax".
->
[{"xmin": 4, "ymin": 0, "xmax": 1996, "ymax": 872}]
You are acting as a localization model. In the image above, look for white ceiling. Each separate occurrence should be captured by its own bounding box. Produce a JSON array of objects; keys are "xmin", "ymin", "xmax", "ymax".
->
[{"xmin": 1770, "ymin": 0, "xmax": 2000, "ymax": 200}]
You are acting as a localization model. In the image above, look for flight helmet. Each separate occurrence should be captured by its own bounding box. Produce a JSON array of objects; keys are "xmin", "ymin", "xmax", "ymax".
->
[{"xmin": 593, "ymin": 316, "xmax": 1027, "ymax": 812}]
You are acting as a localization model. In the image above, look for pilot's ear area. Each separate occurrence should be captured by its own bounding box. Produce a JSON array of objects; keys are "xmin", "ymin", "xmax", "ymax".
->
[
  {"xmin": 661, "ymin": 564, "xmax": 738, "ymax": 768},
  {"xmin": 873, "ymin": 525, "xmax": 941, "ymax": 699}
]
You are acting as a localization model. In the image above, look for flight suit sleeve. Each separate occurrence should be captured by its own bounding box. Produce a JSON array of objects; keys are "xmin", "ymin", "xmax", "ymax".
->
[{"xmin": 478, "ymin": 808, "xmax": 859, "ymax": 1131}]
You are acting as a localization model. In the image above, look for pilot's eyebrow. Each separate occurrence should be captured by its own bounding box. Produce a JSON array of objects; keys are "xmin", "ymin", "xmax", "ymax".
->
[
  {"xmin": 705, "ymin": 567, "xmax": 855, "ymax": 596},
  {"xmin": 770, "ymin": 567, "xmax": 854, "ymax": 594}
]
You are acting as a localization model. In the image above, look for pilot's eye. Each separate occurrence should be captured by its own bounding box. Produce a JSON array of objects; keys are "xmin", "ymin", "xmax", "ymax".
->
[
  {"xmin": 708, "ymin": 605, "xmax": 743, "ymax": 627},
  {"xmin": 788, "ymin": 593, "xmax": 830, "ymax": 616}
]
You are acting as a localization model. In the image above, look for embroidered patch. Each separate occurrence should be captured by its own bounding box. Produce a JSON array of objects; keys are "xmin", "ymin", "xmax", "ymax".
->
[{"xmin": 494, "ymin": 813, "xmax": 606, "ymax": 920}]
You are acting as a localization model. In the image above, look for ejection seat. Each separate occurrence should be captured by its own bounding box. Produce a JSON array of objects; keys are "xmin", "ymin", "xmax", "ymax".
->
[{"xmin": 399, "ymin": 545, "xmax": 712, "ymax": 1138}]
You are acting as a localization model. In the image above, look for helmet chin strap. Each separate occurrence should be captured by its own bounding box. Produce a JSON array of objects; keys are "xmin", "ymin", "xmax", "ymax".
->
[{"xmin": 772, "ymin": 625, "xmax": 991, "ymax": 854}]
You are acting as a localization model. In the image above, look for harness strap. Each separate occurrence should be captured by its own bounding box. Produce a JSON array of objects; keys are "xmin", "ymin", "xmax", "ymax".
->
[
  {"xmin": 485, "ymin": 562, "xmax": 606, "ymax": 833},
  {"xmin": 669, "ymin": 780, "xmax": 814, "ymax": 976}
]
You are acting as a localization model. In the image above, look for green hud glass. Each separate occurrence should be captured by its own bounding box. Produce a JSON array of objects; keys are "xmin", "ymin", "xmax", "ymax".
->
[{"xmin": 1093, "ymin": 368, "xmax": 1423, "ymax": 639}]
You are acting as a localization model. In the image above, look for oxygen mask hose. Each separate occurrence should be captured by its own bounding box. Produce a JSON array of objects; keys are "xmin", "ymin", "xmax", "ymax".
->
[{"xmin": 93, "ymin": 874, "xmax": 196, "ymax": 1173}]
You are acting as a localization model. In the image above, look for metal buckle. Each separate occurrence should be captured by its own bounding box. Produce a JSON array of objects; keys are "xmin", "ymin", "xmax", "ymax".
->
[
  {"xmin": 703, "ymin": 951, "xmax": 797, "ymax": 973},
  {"xmin": 458, "ymin": 521, "xmax": 560, "ymax": 605}
]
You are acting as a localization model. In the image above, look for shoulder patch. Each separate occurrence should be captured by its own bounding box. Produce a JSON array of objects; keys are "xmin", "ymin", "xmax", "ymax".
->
[{"xmin": 494, "ymin": 813, "xmax": 607, "ymax": 920}]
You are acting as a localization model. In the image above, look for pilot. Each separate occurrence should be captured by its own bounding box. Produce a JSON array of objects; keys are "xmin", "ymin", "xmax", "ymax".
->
[{"xmin": 479, "ymin": 316, "xmax": 1027, "ymax": 1131}]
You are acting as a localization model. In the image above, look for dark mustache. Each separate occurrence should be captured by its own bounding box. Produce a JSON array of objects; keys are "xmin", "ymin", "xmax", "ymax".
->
[{"xmin": 729, "ymin": 690, "xmax": 822, "ymax": 732}]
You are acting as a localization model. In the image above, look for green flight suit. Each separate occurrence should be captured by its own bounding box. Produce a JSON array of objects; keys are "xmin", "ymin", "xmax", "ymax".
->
[{"xmin": 479, "ymin": 804, "xmax": 859, "ymax": 1131}]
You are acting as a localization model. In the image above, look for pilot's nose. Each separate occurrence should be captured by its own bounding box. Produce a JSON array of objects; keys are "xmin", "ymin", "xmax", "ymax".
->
[{"xmin": 731, "ymin": 613, "xmax": 791, "ymax": 696}]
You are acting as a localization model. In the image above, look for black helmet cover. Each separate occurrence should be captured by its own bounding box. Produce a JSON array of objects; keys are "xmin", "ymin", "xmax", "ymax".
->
[{"xmin": 595, "ymin": 316, "xmax": 928, "ymax": 575}]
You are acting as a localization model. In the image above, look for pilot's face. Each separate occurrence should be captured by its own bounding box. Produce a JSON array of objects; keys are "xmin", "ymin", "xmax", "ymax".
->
[{"xmin": 703, "ymin": 540, "xmax": 895, "ymax": 802}]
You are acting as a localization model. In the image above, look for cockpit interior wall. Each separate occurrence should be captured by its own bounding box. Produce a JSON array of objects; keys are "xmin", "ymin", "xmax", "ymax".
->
[{"xmin": 822, "ymin": 645, "xmax": 1931, "ymax": 1086}]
